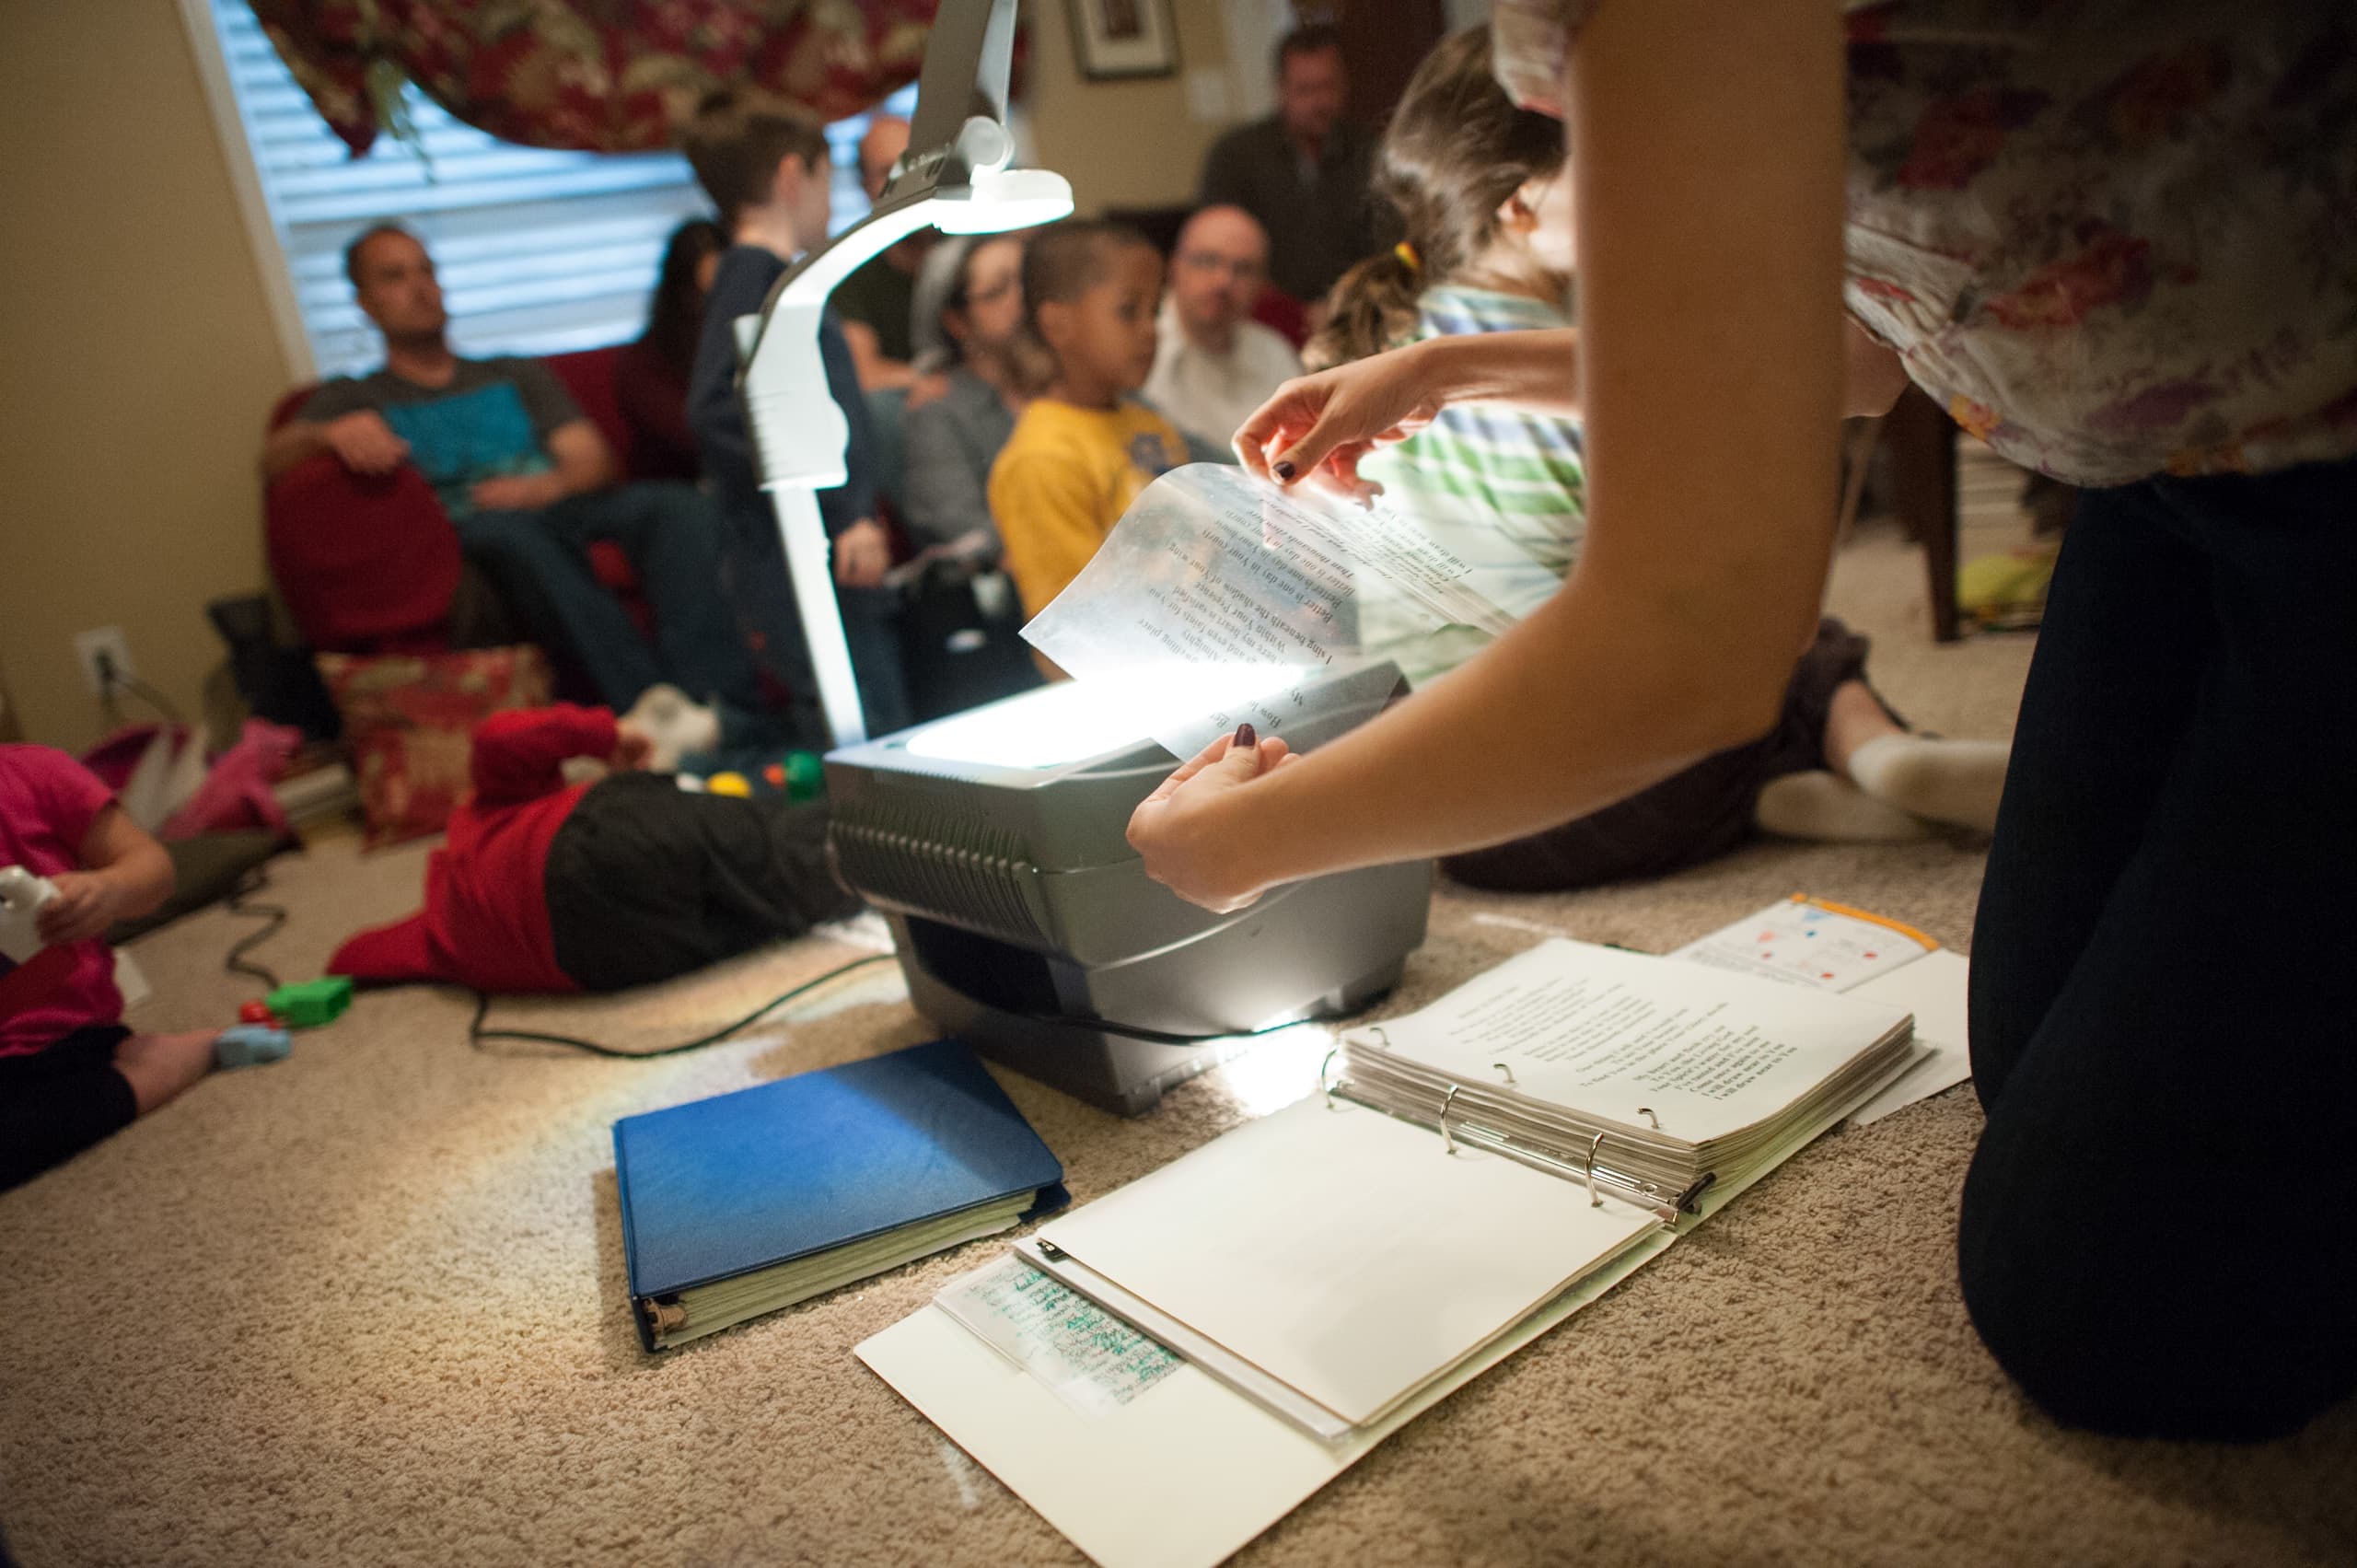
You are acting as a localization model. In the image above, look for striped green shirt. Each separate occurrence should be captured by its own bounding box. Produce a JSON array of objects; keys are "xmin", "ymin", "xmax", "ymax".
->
[{"xmin": 1358, "ymin": 285, "xmax": 1583, "ymax": 685}]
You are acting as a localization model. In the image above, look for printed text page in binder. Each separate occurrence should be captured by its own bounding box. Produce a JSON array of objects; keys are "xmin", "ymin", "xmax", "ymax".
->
[{"xmin": 1359, "ymin": 940, "xmax": 1908, "ymax": 1144}]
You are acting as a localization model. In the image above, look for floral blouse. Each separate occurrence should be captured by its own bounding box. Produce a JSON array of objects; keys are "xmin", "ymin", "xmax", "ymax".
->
[{"xmin": 1492, "ymin": 0, "xmax": 2357, "ymax": 487}]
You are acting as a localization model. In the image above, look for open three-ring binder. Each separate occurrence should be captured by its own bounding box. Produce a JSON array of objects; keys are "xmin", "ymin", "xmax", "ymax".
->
[
  {"xmin": 860, "ymin": 918, "xmax": 1958, "ymax": 1568},
  {"xmin": 1319, "ymin": 1035, "xmax": 1704, "ymax": 1225},
  {"xmin": 1016, "ymin": 938, "xmax": 1922, "ymax": 1438}
]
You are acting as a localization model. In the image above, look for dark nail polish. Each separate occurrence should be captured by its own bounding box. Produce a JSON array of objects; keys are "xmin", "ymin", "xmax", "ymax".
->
[
  {"xmin": 1232, "ymin": 722, "xmax": 1257, "ymax": 749},
  {"xmin": 1272, "ymin": 460, "xmax": 1297, "ymax": 482}
]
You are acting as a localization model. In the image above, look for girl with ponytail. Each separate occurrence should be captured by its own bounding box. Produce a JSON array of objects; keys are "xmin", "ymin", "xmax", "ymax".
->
[{"xmin": 1309, "ymin": 25, "xmax": 2011, "ymax": 890}]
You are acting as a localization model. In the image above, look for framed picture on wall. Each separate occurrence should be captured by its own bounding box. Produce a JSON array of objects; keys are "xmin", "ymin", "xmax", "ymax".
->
[{"xmin": 1067, "ymin": 0, "xmax": 1178, "ymax": 80}]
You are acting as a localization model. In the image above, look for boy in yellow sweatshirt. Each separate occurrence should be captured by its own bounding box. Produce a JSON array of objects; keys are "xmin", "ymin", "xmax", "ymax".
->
[{"xmin": 988, "ymin": 220, "xmax": 1190, "ymax": 621}]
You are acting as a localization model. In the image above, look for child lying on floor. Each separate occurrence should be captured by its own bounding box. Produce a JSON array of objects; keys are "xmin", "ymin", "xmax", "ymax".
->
[
  {"xmin": 2, "ymin": 745, "xmax": 277, "ymax": 1192},
  {"xmin": 330, "ymin": 704, "xmax": 860, "ymax": 995}
]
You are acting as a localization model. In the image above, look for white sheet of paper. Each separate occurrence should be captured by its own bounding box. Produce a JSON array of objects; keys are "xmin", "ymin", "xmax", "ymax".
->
[
  {"xmin": 1036, "ymin": 1095, "xmax": 1656, "ymax": 1427},
  {"xmin": 1354, "ymin": 940, "xmax": 1908, "ymax": 1148},
  {"xmin": 1843, "ymin": 949, "xmax": 1973, "ymax": 1125},
  {"xmin": 112, "ymin": 948, "xmax": 150, "ymax": 1010},
  {"xmin": 860, "ymin": 1216, "xmax": 1680, "ymax": 1568},
  {"xmin": 1670, "ymin": 897, "xmax": 1935, "ymax": 992}
]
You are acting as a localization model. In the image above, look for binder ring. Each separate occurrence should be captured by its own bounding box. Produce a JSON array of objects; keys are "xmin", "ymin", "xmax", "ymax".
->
[
  {"xmin": 1492, "ymin": 1063, "xmax": 1516, "ymax": 1087},
  {"xmin": 1585, "ymin": 1131, "xmax": 1606, "ymax": 1207},
  {"xmin": 1636, "ymin": 1107, "xmax": 1660, "ymax": 1130},
  {"xmin": 1438, "ymin": 1085, "xmax": 1460, "ymax": 1156},
  {"xmin": 1319, "ymin": 1047, "xmax": 1341, "ymax": 1109}
]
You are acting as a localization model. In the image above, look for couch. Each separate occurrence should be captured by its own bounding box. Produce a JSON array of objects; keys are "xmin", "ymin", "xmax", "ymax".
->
[{"xmin": 263, "ymin": 345, "xmax": 665, "ymax": 656}]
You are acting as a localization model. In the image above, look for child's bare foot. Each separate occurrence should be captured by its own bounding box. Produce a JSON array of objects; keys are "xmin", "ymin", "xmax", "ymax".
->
[{"xmin": 111, "ymin": 1029, "xmax": 221, "ymax": 1115}]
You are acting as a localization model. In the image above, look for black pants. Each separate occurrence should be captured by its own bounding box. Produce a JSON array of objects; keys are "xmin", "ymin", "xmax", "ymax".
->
[
  {"xmin": 543, "ymin": 772, "xmax": 865, "ymax": 993},
  {"xmin": 0, "ymin": 1025, "xmax": 137, "ymax": 1192},
  {"xmin": 1961, "ymin": 454, "xmax": 2357, "ymax": 1441},
  {"xmin": 1445, "ymin": 618, "xmax": 1881, "ymax": 890},
  {"xmin": 459, "ymin": 482, "xmax": 762, "ymax": 716}
]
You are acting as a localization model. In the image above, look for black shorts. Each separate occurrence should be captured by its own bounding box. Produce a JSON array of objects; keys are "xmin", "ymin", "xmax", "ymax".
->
[{"xmin": 0, "ymin": 1024, "xmax": 138, "ymax": 1192}]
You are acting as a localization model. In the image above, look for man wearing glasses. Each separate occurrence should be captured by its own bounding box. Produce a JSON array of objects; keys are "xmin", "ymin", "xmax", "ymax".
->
[{"xmin": 1144, "ymin": 205, "xmax": 1304, "ymax": 457}]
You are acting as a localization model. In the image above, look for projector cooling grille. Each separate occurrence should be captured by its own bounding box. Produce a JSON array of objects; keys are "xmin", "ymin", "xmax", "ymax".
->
[{"xmin": 830, "ymin": 805, "xmax": 1048, "ymax": 947}]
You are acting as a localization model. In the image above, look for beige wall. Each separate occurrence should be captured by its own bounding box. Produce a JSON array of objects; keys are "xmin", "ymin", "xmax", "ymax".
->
[
  {"xmin": 1024, "ymin": 0, "xmax": 1237, "ymax": 215},
  {"xmin": 0, "ymin": 0, "xmax": 293, "ymax": 753}
]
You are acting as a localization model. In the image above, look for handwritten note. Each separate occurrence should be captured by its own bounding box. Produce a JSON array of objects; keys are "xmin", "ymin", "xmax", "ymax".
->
[{"xmin": 935, "ymin": 1256, "xmax": 1183, "ymax": 1418}]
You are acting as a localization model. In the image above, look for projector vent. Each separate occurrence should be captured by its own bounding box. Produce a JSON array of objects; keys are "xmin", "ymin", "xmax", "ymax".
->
[{"xmin": 830, "ymin": 806, "xmax": 1048, "ymax": 947}]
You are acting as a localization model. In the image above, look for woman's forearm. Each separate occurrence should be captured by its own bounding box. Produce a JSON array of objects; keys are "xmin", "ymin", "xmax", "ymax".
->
[
  {"xmin": 1413, "ymin": 329, "xmax": 1584, "ymax": 418},
  {"xmin": 1211, "ymin": 554, "xmax": 1819, "ymax": 894}
]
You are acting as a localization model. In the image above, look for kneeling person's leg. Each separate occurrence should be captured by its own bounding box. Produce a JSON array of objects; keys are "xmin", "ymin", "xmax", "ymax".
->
[{"xmin": 1958, "ymin": 461, "xmax": 2357, "ymax": 1440}]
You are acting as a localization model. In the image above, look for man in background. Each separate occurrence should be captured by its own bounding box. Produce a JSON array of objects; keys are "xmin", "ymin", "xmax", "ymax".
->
[
  {"xmin": 1144, "ymin": 205, "xmax": 1303, "ymax": 454},
  {"xmin": 832, "ymin": 115, "xmax": 935, "ymax": 391},
  {"xmin": 1195, "ymin": 25, "xmax": 1376, "ymax": 311},
  {"xmin": 262, "ymin": 226, "xmax": 758, "ymax": 724}
]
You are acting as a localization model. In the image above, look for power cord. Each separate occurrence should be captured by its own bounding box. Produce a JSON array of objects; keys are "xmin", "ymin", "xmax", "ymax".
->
[
  {"xmin": 94, "ymin": 650, "xmax": 184, "ymax": 730},
  {"xmin": 468, "ymin": 952, "xmax": 898, "ymax": 1059},
  {"xmin": 224, "ymin": 867, "xmax": 288, "ymax": 992}
]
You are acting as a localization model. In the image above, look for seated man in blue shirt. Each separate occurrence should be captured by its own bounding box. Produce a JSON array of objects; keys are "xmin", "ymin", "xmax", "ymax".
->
[
  {"xmin": 682, "ymin": 94, "xmax": 911, "ymax": 745},
  {"xmin": 263, "ymin": 226, "xmax": 764, "ymax": 734}
]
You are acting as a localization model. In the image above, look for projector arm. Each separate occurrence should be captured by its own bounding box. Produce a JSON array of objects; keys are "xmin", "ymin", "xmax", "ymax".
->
[{"xmin": 734, "ymin": 0, "xmax": 1070, "ymax": 751}]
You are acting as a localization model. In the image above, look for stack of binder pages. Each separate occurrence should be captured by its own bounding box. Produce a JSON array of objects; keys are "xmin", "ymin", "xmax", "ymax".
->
[
  {"xmin": 1334, "ymin": 939, "xmax": 1922, "ymax": 1218},
  {"xmin": 614, "ymin": 1037, "xmax": 1066, "ymax": 1352},
  {"xmin": 861, "ymin": 937, "xmax": 1920, "ymax": 1568}
]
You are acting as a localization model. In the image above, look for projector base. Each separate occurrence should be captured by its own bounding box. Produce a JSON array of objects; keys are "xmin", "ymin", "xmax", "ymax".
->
[
  {"xmin": 891, "ymin": 926, "xmax": 1406, "ymax": 1116},
  {"xmin": 877, "ymin": 860, "xmax": 1430, "ymax": 1115}
]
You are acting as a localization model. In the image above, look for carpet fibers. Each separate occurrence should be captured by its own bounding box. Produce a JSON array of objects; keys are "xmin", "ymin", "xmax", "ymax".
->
[{"xmin": 5, "ymin": 520, "xmax": 2351, "ymax": 1567}]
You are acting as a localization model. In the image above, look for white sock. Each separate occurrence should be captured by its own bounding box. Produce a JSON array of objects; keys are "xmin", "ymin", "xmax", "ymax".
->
[
  {"xmin": 1754, "ymin": 771, "xmax": 1935, "ymax": 842},
  {"xmin": 622, "ymin": 683, "xmax": 722, "ymax": 772},
  {"xmin": 1843, "ymin": 733, "xmax": 2012, "ymax": 832}
]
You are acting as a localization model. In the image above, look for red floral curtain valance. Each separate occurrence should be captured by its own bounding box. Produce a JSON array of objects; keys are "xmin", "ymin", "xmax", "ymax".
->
[{"xmin": 248, "ymin": 0, "xmax": 945, "ymax": 157}]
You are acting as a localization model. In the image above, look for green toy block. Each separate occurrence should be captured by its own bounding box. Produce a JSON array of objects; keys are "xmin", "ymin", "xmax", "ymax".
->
[{"xmin": 266, "ymin": 976, "xmax": 353, "ymax": 1028}]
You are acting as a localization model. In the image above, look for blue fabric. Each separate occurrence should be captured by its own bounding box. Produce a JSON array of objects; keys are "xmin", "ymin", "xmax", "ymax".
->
[
  {"xmin": 379, "ymin": 381, "xmax": 551, "ymax": 518},
  {"xmin": 457, "ymin": 482, "xmax": 761, "ymax": 716},
  {"xmin": 215, "ymin": 1026, "xmax": 291, "ymax": 1068},
  {"xmin": 687, "ymin": 244, "xmax": 908, "ymax": 739},
  {"xmin": 612, "ymin": 1037, "xmax": 1067, "ymax": 1343},
  {"xmin": 689, "ymin": 246, "xmax": 877, "ymax": 537}
]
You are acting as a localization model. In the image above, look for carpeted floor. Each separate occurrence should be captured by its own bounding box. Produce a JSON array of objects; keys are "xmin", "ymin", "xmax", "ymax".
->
[{"xmin": 6, "ymin": 518, "xmax": 2352, "ymax": 1568}]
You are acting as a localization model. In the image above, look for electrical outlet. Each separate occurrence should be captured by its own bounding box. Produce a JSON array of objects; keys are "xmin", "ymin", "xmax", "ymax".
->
[{"xmin": 73, "ymin": 626, "xmax": 134, "ymax": 694}]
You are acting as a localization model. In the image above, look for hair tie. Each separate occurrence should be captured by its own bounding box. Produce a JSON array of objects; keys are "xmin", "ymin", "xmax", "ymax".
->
[{"xmin": 1393, "ymin": 241, "xmax": 1422, "ymax": 275}]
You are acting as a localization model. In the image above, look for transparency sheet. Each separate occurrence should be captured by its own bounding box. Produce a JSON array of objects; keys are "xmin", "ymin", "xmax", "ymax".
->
[{"xmin": 1022, "ymin": 464, "xmax": 1515, "ymax": 757}]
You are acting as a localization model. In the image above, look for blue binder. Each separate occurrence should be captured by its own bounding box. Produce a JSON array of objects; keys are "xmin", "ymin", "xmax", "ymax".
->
[{"xmin": 614, "ymin": 1037, "xmax": 1067, "ymax": 1350}]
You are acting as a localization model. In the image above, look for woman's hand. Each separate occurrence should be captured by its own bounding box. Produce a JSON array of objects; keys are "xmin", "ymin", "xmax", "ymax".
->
[
  {"xmin": 1127, "ymin": 727, "xmax": 1299, "ymax": 912},
  {"xmin": 1233, "ymin": 331, "xmax": 1585, "ymax": 498},
  {"xmin": 1232, "ymin": 342, "xmax": 1452, "ymax": 500}
]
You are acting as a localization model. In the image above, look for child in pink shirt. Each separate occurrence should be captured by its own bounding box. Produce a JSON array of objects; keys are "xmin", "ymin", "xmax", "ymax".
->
[{"xmin": 1, "ymin": 745, "xmax": 236, "ymax": 1191}]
